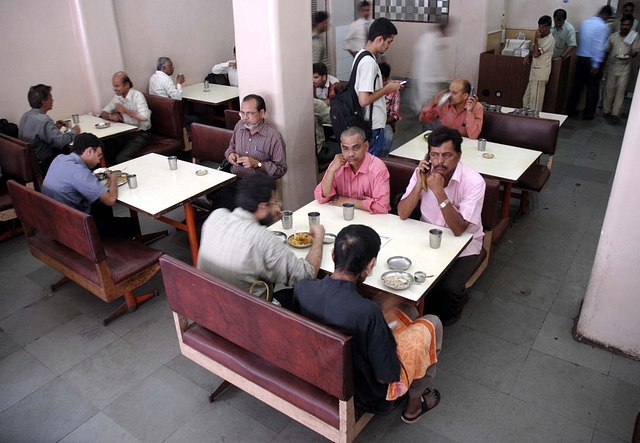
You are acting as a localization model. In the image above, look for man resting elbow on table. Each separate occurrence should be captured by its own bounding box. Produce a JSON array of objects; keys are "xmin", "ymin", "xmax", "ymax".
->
[
  {"xmin": 397, "ymin": 127, "xmax": 485, "ymax": 326},
  {"xmin": 314, "ymin": 126, "xmax": 391, "ymax": 214}
]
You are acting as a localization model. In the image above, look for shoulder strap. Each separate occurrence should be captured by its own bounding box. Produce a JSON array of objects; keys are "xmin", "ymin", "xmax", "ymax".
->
[{"xmin": 349, "ymin": 51, "xmax": 377, "ymax": 128}]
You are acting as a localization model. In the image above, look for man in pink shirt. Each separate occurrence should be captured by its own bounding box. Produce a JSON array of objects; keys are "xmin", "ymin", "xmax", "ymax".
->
[
  {"xmin": 398, "ymin": 127, "xmax": 485, "ymax": 326},
  {"xmin": 418, "ymin": 79, "xmax": 483, "ymax": 139},
  {"xmin": 315, "ymin": 126, "xmax": 391, "ymax": 214}
]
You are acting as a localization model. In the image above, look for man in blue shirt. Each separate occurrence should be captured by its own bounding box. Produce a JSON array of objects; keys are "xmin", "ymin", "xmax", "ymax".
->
[
  {"xmin": 42, "ymin": 133, "xmax": 137, "ymax": 239},
  {"xmin": 566, "ymin": 6, "xmax": 614, "ymax": 120}
]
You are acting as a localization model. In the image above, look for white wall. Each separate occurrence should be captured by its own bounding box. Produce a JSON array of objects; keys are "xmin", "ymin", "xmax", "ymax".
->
[
  {"xmin": 505, "ymin": 0, "xmax": 604, "ymax": 30},
  {"xmin": 487, "ymin": 0, "xmax": 506, "ymax": 33}
]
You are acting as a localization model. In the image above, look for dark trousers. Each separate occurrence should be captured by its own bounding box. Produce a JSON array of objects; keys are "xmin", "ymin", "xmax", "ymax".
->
[
  {"xmin": 423, "ymin": 254, "xmax": 478, "ymax": 322},
  {"xmin": 103, "ymin": 130, "xmax": 152, "ymax": 166},
  {"xmin": 567, "ymin": 56, "xmax": 603, "ymax": 119},
  {"xmin": 207, "ymin": 180, "xmax": 238, "ymax": 211},
  {"xmin": 90, "ymin": 203, "xmax": 138, "ymax": 239}
]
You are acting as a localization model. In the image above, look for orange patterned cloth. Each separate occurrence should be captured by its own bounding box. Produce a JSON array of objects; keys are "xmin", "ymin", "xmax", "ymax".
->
[{"xmin": 384, "ymin": 308, "xmax": 438, "ymax": 401}]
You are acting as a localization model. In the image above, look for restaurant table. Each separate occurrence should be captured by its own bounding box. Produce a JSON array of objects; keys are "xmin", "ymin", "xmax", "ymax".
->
[
  {"xmin": 65, "ymin": 114, "xmax": 139, "ymax": 140},
  {"xmin": 390, "ymin": 131, "xmax": 541, "ymax": 218},
  {"xmin": 181, "ymin": 83, "xmax": 239, "ymax": 122},
  {"xmin": 268, "ymin": 200, "xmax": 471, "ymax": 313},
  {"xmin": 111, "ymin": 153, "xmax": 235, "ymax": 265},
  {"xmin": 499, "ymin": 107, "xmax": 568, "ymax": 126}
]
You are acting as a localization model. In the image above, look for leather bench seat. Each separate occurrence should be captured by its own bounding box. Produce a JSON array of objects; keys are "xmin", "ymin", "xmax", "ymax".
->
[
  {"xmin": 515, "ymin": 164, "xmax": 551, "ymax": 192},
  {"xmin": 135, "ymin": 137, "xmax": 183, "ymax": 158},
  {"xmin": 29, "ymin": 232, "xmax": 163, "ymax": 286},
  {"xmin": 184, "ymin": 323, "xmax": 340, "ymax": 428}
]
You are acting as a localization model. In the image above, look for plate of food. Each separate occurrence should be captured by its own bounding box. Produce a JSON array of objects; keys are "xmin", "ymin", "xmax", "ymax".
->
[
  {"xmin": 95, "ymin": 122, "xmax": 111, "ymax": 129},
  {"xmin": 96, "ymin": 172, "xmax": 128, "ymax": 187},
  {"xmin": 381, "ymin": 271, "xmax": 413, "ymax": 290},
  {"xmin": 288, "ymin": 232, "xmax": 314, "ymax": 248}
]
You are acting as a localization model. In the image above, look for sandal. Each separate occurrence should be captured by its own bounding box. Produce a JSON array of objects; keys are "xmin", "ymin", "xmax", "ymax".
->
[{"xmin": 401, "ymin": 388, "xmax": 441, "ymax": 424}]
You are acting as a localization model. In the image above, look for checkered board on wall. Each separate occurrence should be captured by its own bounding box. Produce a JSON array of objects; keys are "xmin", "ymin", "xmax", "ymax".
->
[{"xmin": 374, "ymin": 0, "xmax": 449, "ymax": 23}]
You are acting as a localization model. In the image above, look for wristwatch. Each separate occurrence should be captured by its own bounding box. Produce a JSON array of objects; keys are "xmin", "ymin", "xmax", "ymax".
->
[
  {"xmin": 257, "ymin": 161, "xmax": 263, "ymax": 169},
  {"xmin": 439, "ymin": 198, "xmax": 450, "ymax": 209}
]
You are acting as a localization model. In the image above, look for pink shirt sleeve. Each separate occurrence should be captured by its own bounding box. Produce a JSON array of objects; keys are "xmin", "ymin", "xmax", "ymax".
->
[
  {"xmin": 314, "ymin": 169, "xmax": 337, "ymax": 203},
  {"xmin": 464, "ymin": 103, "xmax": 484, "ymax": 139},
  {"xmin": 419, "ymin": 103, "xmax": 439, "ymax": 124},
  {"xmin": 363, "ymin": 161, "xmax": 391, "ymax": 214}
]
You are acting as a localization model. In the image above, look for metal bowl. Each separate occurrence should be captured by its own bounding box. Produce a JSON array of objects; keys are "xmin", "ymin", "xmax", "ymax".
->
[
  {"xmin": 323, "ymin": 233, "xmax": 336, "ymax": 244},
  {"xmin": 387, "ymin": 256, "xmax": 412, "ymax": 270},
  {"xmin": 272, "ymin": 231, "xmax": 287, "ymax": 243},
  {"xmin": 381, "ymin": 271, "xmax": 413, "ymax": 290},
  {"xmin": 414, "ymin": 271, "xmax": 427, "ymax": 283},
  {"xmin": 95, "ymin": 122, "xmax": 111, "ymax": 129}
]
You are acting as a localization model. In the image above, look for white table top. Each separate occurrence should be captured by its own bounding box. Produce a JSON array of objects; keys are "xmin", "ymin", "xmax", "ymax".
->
[
  {"xmin": 499, "ymin": 107, "xmax": 568, "ymax": 126},
  {"xmin": 64, "ymin": 114, "xmax": 138, "ymax": 140},
  {"xmin": 390, "ymin": 131, "xmax": 541, "ymax": 183},
  {"xmin": 181, "ymin": 83, "xmax": 240, "ymax": 105},
  {"xmin": 111, "ymin": 153, "xmax": 235, "ymax": 218},
  {"xmin": 268, "ymin": 200, "xmax": 472, "ymax": 304}
]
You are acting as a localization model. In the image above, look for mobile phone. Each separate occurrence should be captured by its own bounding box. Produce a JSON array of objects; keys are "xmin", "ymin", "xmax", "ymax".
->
[
  {"xmin": 400, "ymin": 80, "xmax": 407, "ymax": 85},
  {"xmin": 470, "ymin": 85, "xmax": 476, "ymax": 97}
]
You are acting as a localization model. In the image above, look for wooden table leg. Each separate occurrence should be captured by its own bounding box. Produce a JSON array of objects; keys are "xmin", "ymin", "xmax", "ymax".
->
[
  {"xmin": 501, "ymin": 183, "xmax": 513, "ymax": 218},
  {"xmin": 184, "ymin": 202, "xmax": 199, "ymax": 266}
]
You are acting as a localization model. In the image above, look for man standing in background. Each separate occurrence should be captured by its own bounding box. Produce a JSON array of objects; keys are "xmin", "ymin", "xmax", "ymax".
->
[
  {"xmin": 550, "ymin": 9, "xmax": 577, "ymax": 60},
  {"xmin": 312, "ymin": 11, "xmax": 331, "ymax": 73},
  {"xmin": 343, "ymin": 1, "xmax": 373, "ymax": 58},
  {"xmin": 523, "ymin": 15, "xmax": 555, "ymax": 111}
]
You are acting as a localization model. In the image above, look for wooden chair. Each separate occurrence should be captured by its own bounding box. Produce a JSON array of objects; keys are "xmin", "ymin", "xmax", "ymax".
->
[
  {"xmin": 8, "ymin": 180, "xmax": 164, "ymax": 325},
  {"xmin": 0, "ymin": 134, "xmax": 43, "ymax": 242},
  {"xmin": 224, "ymin": 109, "xmax": 241, "ymax": 130},
  {"xmin": 135, "ymin": 93, "xmax": 186, "ymax": 158}
]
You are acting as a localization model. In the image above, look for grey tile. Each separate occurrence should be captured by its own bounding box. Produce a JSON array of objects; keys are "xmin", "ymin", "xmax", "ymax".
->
[
  {"xmin": 550, "ymin": 282, "xmax": 586, "ymax": 319},
  {"xmin": 277, "ymin": 418, "xmax": 338, "ymax": 443},
  {"xmin": 532, "ymin": 313, "xmax": 613, "ymax": 374},
  {"xmin": 23, "ymin": 264, "xmax": 63, "ymax": 290},
  {"xmin": 0, "ymin": 293, "xmax": 82, "ymax": 346},
  {"xmin": 166, "ymin": 354, "xmax": 224, "ymax": 392},
  {"xmin": 0, "ymin": 270, "xmax": 49, "ymax": 320},
  {"xmin": 511, "ymin": 350, "xmax": 606, "ymax": 426},
  {"xmin": 437, "ymin": 327, "xmax": 529, "ymax": 394},
  {"xmin": 123, "ymin": 306, "xmax": 180, "ymax": 364},
  {"xmin": 506, "ymin": 241, "xmax": 575, "ymax": 282},
  {"xmin": 609, "ymin": 354, "xmax": 640, "ymax": 388},
  {"xmin": 575, "ymin": 233, "xmax": 601, "ymax": 259},
  {"xmin": 487, "ymin": 265, "xmax": 561, "ymax": 312},
  {"xmin": 105, "ymin": 296, "xmax": 170, "ymax": 337},
  {"xmin": 596, "ymin": 377, "xmax": 640, "ymax": 442},
  {"xmin": 591, "ymin": 430, "xmax": 626, "ymax": 443},
  {"xmin": 0, "ymin": 349, "xmax": 56, "ymax": 413},
  {"xmin": 417, "ymin": 369, "xmax": 507, "ymax": 443},
  {"xmin": 572, "ymin": 146, "xmax": 620, "ymax": 172},
  {"xmin": 0, "ymin": 330, "xmax": 20, "ymax": 361},
  {"xmin": 164, "ymin": 401, "xmax": 278, "ymax": 443},
  {"xmin": 352, "ymin": 410, "xmax": 400, "ymax": 443},
  {"xmin": 224, "ymin": 388, "xmax": 291, "ymax": 434},
  {"xmin": 468, "ymin": 258, "xmax": 505, "ymax": 293},
  {"xmin": 379, "ymin": 420, "xmax": 458, "ymax": 443},
  {"xmin": 488, "ymin": 396, "xmax": 594, "ymax": 443},
  {"xmin": 464, "ymin": 294, "xmax": 547, "ymax": 347},
  {"xmin": 25, "ymin": 314, "xmax": 118, "ymax": 375},
  {"xmin": 564, "ymin": 165, "xmax": 612, "ymax": 184},
  {"xmin": 104, "ymin": 366, "xmax": 209, "ymax": 443},
  {"xmin": 0, "ymin": 377, "xmax": 98, "ymax": 443},
  {"xmin": 59, "ymin": 412, "xmax": 143, "ymax": 443},
  {"xmin": 564, "ymin": 255, "xmax": 595, "ymax": 288},
  {"xmin": 60, "ymin": 338, "xmax": 162, "ymax": 409}
]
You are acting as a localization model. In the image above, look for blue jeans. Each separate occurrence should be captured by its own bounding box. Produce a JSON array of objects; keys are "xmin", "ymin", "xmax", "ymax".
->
[{"xmin": 368, "ymin": 128, "xmax": 386, "ymax": 157}]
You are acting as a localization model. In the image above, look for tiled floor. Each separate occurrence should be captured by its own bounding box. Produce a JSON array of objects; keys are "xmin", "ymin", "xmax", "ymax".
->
[{"xmin": 1, "ymin": 96, "xmax": 639, "ymax": 443}]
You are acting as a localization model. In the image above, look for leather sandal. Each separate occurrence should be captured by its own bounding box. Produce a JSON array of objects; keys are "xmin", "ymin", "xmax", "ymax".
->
[{"xmin": 401, "ymin": 388, "xmax": 441, "ymax": 424}]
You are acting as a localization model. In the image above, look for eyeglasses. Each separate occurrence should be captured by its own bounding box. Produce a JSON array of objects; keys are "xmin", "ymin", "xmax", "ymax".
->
[
  {"xmin": 94, "ymin": 150, "xmax": 104, "ymax": 159},
  {"xmin": 239, "ymin": 111, "xmax": 258, "ymax": 118},
  {"xmin": 428, "ymin": 151, "xmax": 455, "ymax": 160}
]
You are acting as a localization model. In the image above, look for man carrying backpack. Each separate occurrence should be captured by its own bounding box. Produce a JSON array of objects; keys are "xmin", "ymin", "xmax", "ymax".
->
[{"xmin": 353, "ymin": 18, "xmax": 404, "ymax": 157}]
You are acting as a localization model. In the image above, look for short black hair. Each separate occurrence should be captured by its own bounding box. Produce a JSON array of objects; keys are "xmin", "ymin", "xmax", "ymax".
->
[
  {"xmin": 622, "ymin": 14, "xmax": 635, "ymax": 24},
  {"xmin": 242, "ymin": 94, "xmax": 266, "ymax": 112},
  {"xmin": 334, "ymin": 225, "xmax": 381, "ymax": 276},
  {"xmin": 428, "ymin": 126, "xmax": 463, "ymax": 154},
  {"xmin": 28, "ymin": 84, "xmax": 51, "ymax": 109},
  {"xmin": 378, "ymin": 62, "xmax": 391, "ymax": 79},
  {"xmin": 314, "ymin": 11, "xmax": 329, "ymax": 27},
  {"xmin": 313, "ymin": 62, "xmax": 328, "ymax": 77},
  {"xmin": 234, "ymin": 174, "xmax": 276, "ymax": 213},
  {"xmin": 71, "ymin": 133, "xmax": 103, "ymax": 155},
  {"xmin": 358, "ymin": 1, "xmax": 370, "ymax": 10},
  {"xmin": 538, "ymin": 15, "xmax": 552, "ymax": 27},
  {"xmin": 598, "ymin": 5, "xmax": 614, "ymax": 18},
  {"xmin": 367, "ymin": 17, "xmax": 397, "ymax": 42},
  {"xmin": 553, "ymin": 9, "xmax": 567, "ymax": 20},
  {"xmin": 623, "ymin": 2, "xmax": 635, "ymax": 10}
]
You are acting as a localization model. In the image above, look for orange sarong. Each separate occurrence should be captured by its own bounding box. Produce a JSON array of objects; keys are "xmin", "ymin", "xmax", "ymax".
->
[{"xmin": 384, "ymin": 308, "xmax": 438, "ymax": 401}]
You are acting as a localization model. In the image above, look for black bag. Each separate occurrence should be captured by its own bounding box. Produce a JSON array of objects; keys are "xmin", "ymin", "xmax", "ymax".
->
[
  {"xmin": 329, "ymin": 51, "xmax": 376, "ymax": 141},
  {"xmin": 217, "ymin": 159, "xmax": 232, "ymax": 172},
  {"xmin": 0, "ymin": 119, "xmax": 19, "ymax": 139}
]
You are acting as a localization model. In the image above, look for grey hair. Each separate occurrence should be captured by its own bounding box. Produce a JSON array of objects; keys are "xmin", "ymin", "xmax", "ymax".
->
[
  {"xmin": 157, "ymin": 57, "xmax": 171, "ymax": 71},
  {"xmin": 340, "ymin": 126, "xmax": 367, "ymax": 142}
]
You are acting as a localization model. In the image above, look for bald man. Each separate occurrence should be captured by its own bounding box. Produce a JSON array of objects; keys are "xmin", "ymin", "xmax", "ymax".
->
[
  {"xmin": 100, "ymin": 71, "xmax": 152, "ymax": 165},
  {"xmin": 419, "ymin": 79, "xmax": 483, "ymax": 139}
]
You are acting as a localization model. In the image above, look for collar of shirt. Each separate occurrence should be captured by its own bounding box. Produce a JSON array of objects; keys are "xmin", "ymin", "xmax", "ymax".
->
[
  {"xmin": 341, "ymin": 151, "xmax": 373, "ymax": 176},
  {"xmin": 232, "ymin": 207, "xmax": 259, "ymax": 223},
  {"xmin": 448, "ymin": 159, "xmax": 464, "ymax": 186}
]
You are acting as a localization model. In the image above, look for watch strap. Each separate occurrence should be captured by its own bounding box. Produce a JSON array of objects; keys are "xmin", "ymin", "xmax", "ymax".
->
[{"xmin": 439, "ymin": 198, "xmax": 450, "ymax": 209}]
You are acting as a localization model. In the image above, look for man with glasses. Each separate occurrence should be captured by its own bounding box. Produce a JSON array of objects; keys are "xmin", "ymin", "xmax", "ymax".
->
[
  {"xmin": 42, "ymin": 133, "xmax": 137, "ymax": 239},
  {"xmin": 199, "ymin": 174, "xmax": 325, "ymax": 310},
  {"xmin": 397, "ymin": 127, "xmax": 485, "ymax": 326}
]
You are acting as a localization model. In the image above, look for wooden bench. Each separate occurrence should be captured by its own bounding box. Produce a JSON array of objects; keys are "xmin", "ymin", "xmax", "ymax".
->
[
  {"xmin": 160, "ymin": 255, "xmax": 374, "ymax": 443},
  {"xmin": 136, "ymin": 93, "xmax": 186, "ymax": 158}
]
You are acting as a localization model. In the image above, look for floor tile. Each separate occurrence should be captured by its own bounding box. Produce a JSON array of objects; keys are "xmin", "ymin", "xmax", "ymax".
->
[
  {"xmin": 277, "ymin": 418, "xmax": 338, "ymax": 443},
  {"xmin": 123, "ymin": 307, "xmax": 180, "ymax": 365},
  {"xmin": 564, "ymin": 165, "xmax": 612, "ymax": 185},
  {"xmin": 223, "ymin": 388, "xmax": 291, "ymax": 434},
  {"xmin": 0, "ymin": 377, "xmax": 98, "ymax": 443},
  {"xmin": 378, "ymin": 421, "xmax": 458, "ymax": 443},
  {"xmin": 60, "ymin": 338, "xmax": 162, "ymax": 409},
  {"xmin": 532, "ymin": 313, "xmax": 612, "ymax": 374},
  {"xmin": 609, "ymin": 354, "xmax": 640, "ymax": 388},
  {"xmin": 0, "ymin": 349, "xmax": 56, "ymax": 413},
  {"xmin": 165, "ymin": 354, "xmax": 224, "ymax": 392},
  {"xmin": 104, "ymin": 366, "xmax": 209, "ymax": 443},
  {"xmin": 164, "ymin": 401, "xmax": 278, "ymax": 443},
  {"xmin": 506, "ymin": 241, "xmax": 576, "ymax": 282},
  {"xmin": 575, "ymin": 233, "xmax": 601, "ymax": 259},
  {"xmin": 511, "ymin": 350, "xmax": 606, "ymax": 426},
  {"xmin": 464, "ymin": 294, "xmax": 547, "ymax": 347},
  {"xmin": 418, "ymin": 369, "xmax": 507, "ymax": 443},
  {"xmin": 563, "ymin": 255, "xmax": 596, "ymax": 288},
  {"xmin": 549, "ymin": 281, "xmax": 586, "ymax": 319},
  {"xmin": 58, "ymin": 411, "xmax": 143, "ymax": 443},
  {"xmin": 0, "ymin": 330, "xmax": 20, "ymax": 361},
  {"xmin": 590, "ymin": 430, "xmax": 626, "ymax": 443},
  {"xmin": 487, "ymin": 265, "xmax": 561, "ymax": 312},
  {"xmin": 25, "ymin": 314, "xmax": 118, "ymax": 375},
  {"xmin": 105, "ymin": 296, "xmax": 169, "ymax": 338},
  {"xmin": 0, "ymin": 270, "xmax": 49, "ymax": 320},
  {"xmin": 437, "ymin": 327, "xmax": 530, "ymax": 394},
  {"xmin": 595, "ymin": 377, "xmax": 640, "ymax": 442},
  {"xmin": 487, "ymin": 396, "xmax": 594, "ymax": 443}
]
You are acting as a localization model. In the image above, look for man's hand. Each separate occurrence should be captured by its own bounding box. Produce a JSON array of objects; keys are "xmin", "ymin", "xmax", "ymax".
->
[
  {"xmin": 309, "ymin": 224, "xmax": 325, "ymax": 240},
  {"xmin": 328, "ymin": 196, "xmax": 351, "ymax": 207},
  {"xmin": 426, "ymin": 169, "xmax": 445, "ymax": 194},
  {"xmin": 106, "ymin": 112, "xmax": 124, "ymax": 122},
  {"xmin": 328, "ymin": 154, "xmax": 346, "ymax": 173},
  {"xmin": 431, "ymin": 89, "xmax": 449, "ymax": 106},
  {"xmin": 228, "ymin": 152, "xmax": 240, "ymax": 165},
  {"xmin": 55, "ymin": 120, "xmax": 65, "ymax": 129},
  {"xmin": 466, "ymin": 94, "xmax": 478, "ymax": 113},
  {"xmin": 114, "ymin": 103, "xmax": 129, "ymax": 116},
  {"xmin": 384, "ymin": 80, "xmax": 403, "ymax": 93},
  {"xmin": 523, "ymin": 55, "xmax": 531, "ymax": 65},
  {"xmin": 236, "ymin": 155, "xmax": 259, "ymax": 169},
  {"xmin": 177, "ymin": 74, "xmax": 185, "ymax": 85},
  {"xmin": 72, "ymin": 125, "xmax": 81, "ymax": 132}
]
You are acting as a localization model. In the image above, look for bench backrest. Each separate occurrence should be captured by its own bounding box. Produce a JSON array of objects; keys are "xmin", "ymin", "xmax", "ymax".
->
[
  {"xmin": 144, "ymin": 93, "xmax": 185, "ymax": 141},
  {"xmin": 160, "ymin": 255, "xmax": 354, "ymax": 400},
  {"xmin": 0, "ymin": 133, "xmax": 42, "ymax": 190},
  {"xmin": 482, "ymin": 177, "xmax": 501, "ymax": 231},
  {"xmin": 191, "ymin": 123, "xmax": 232, "ymax": 164},
  {"xmin": 479, "ymin": 111, "xmax": 559, "ymax": 156},
  {"xmin": 224, "ymin": 109, "xmax": 241, "ymax": 130},
  {"xmin": 7, "ymin": 180, "xmax": 105, "ymax": 262}
]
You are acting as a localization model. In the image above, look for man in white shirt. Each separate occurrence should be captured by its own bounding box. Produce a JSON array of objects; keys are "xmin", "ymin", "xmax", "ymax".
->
[
  {"xmin": 313, "ymin": 62, "xmax": 340, "ymax": 105},
  {"xmin": 343, "ymin": 1, "xmax": 373, "ymax": 58},
  {"xmin": 212, "ymin": 47, "xmax": 238, "ymax": 87},
  {"xmin": 100, "ymin": 71, "xmax": 152, "ymax": 165},
  {"xmin": 149, "ymin": 57, "xmax": 198, "ymax": 124}
]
